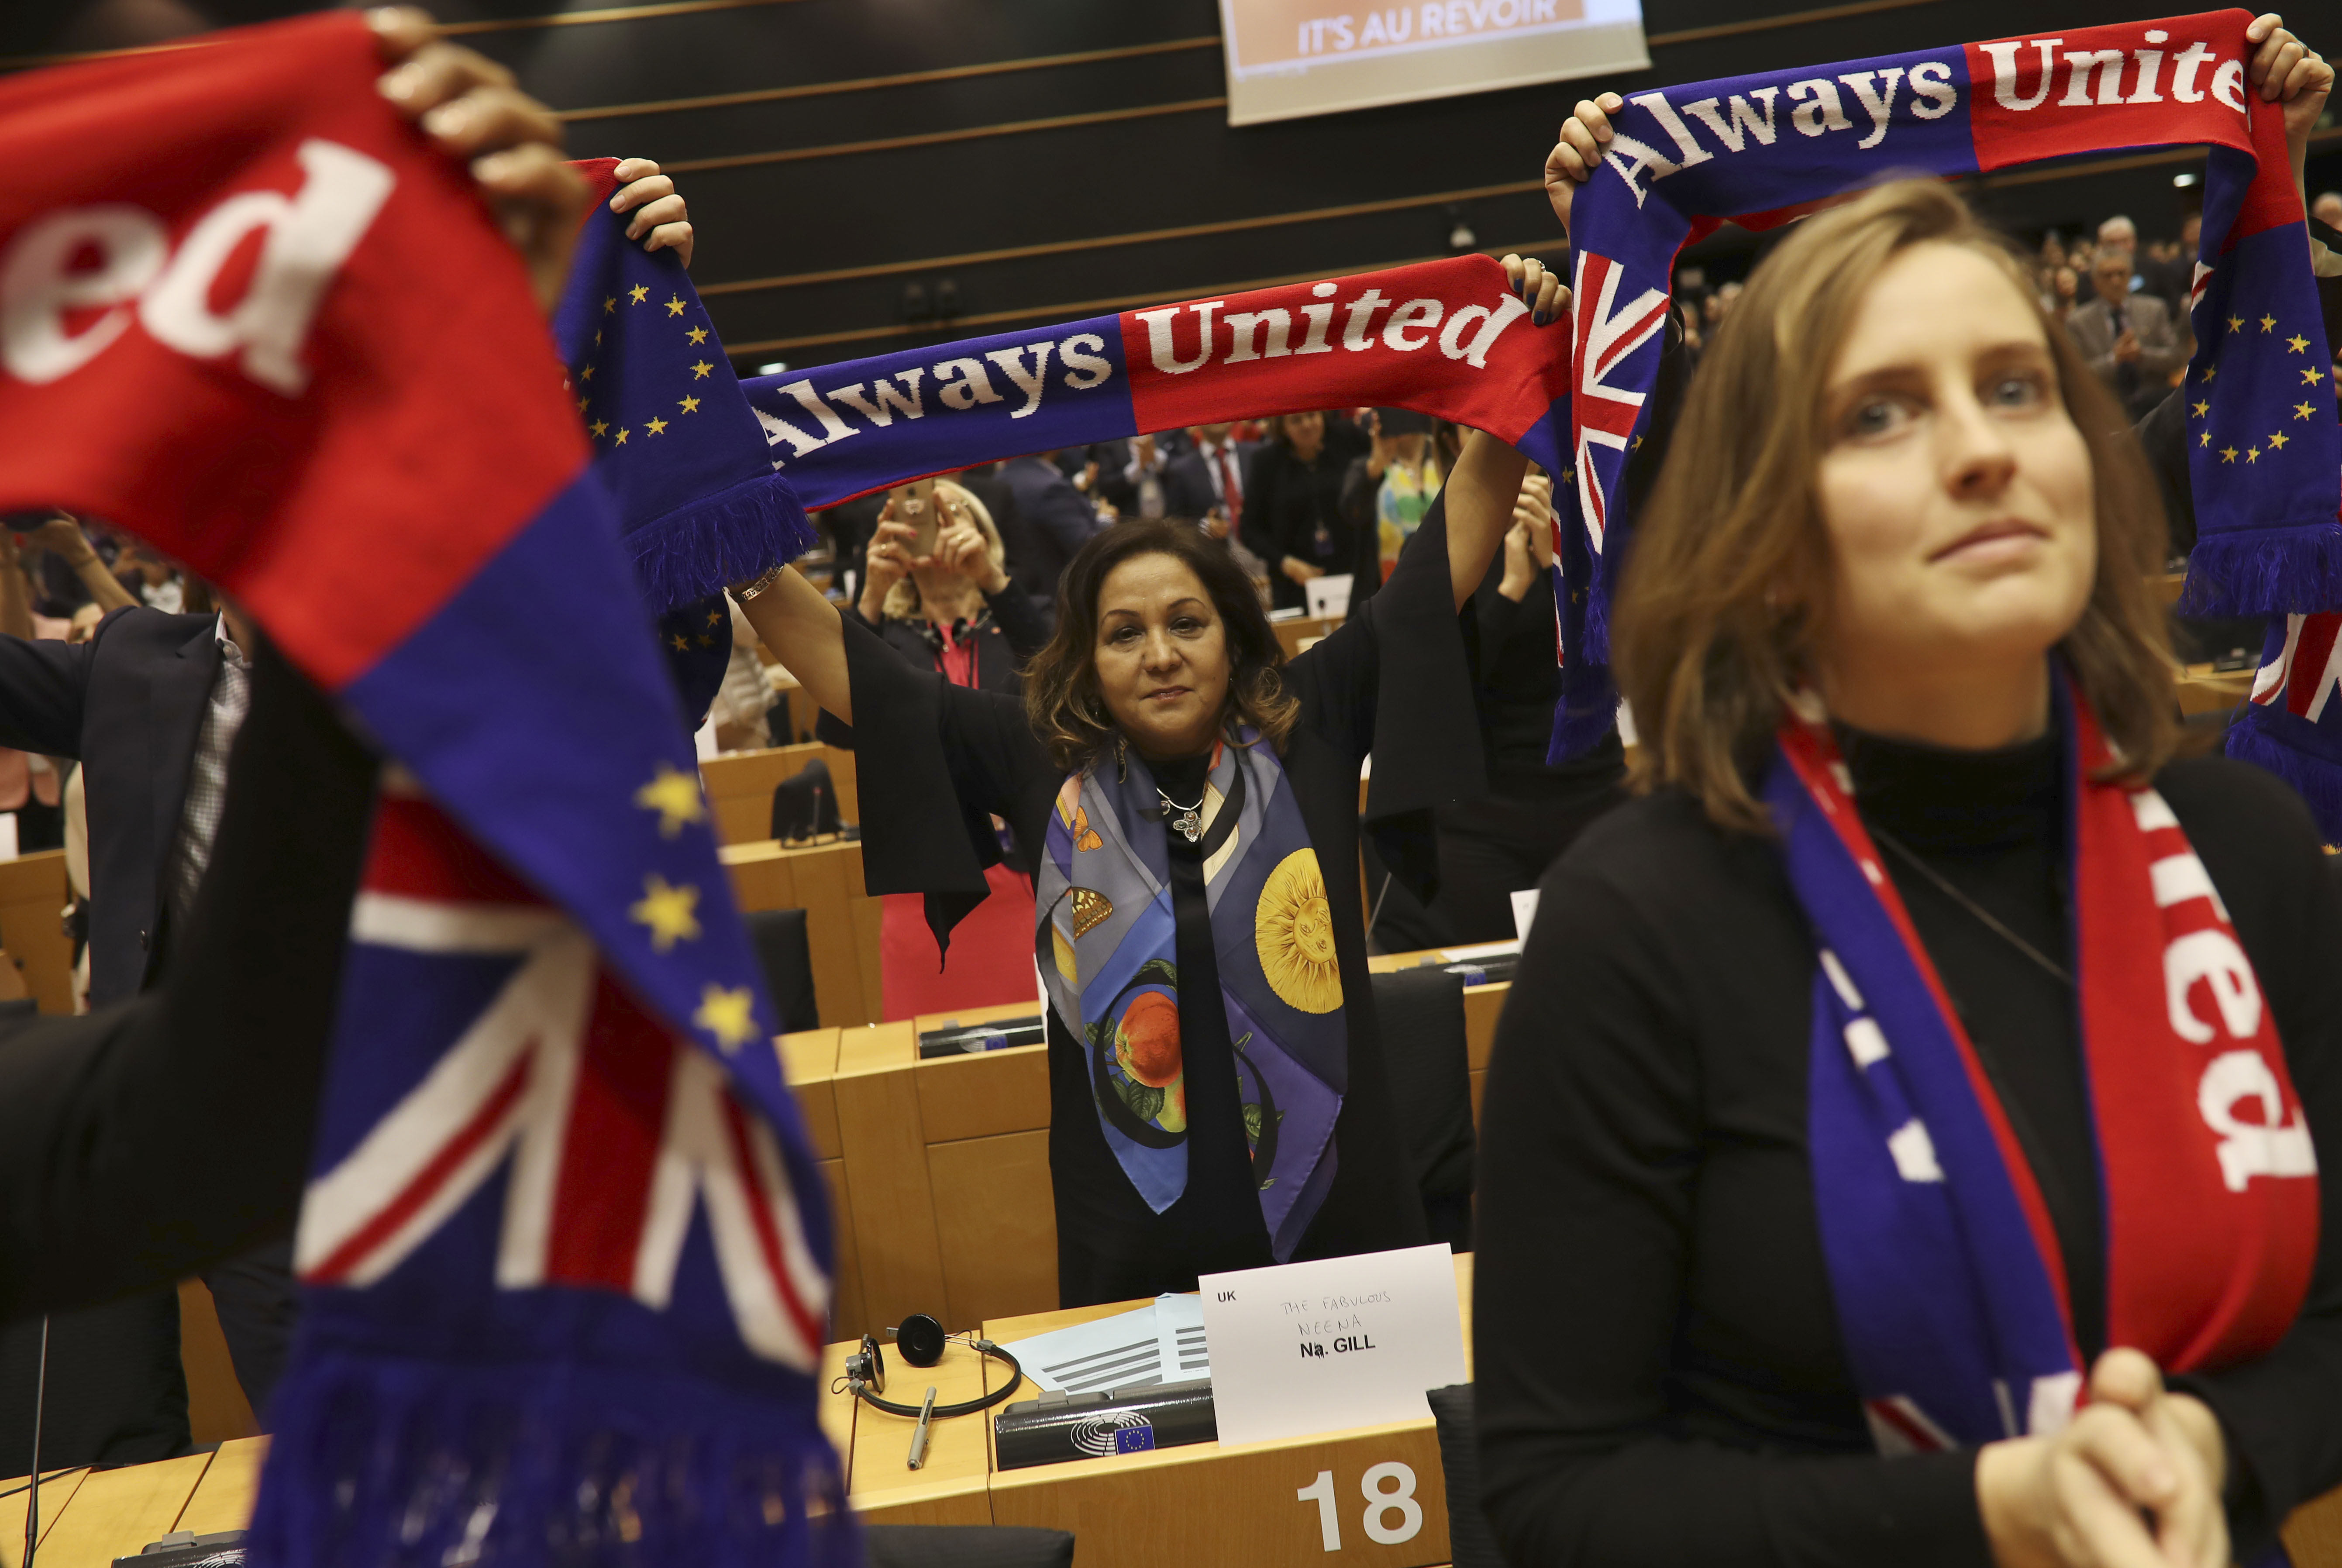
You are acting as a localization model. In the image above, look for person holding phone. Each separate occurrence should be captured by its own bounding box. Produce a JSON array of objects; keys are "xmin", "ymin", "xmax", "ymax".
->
[
  {"xmin": 730, "ymin": 256, "xmax": 1567, "ymax": 1304},
  {"xmin": 820, "ymin": 481, "xmax": 1051, "ymax": 1019}
]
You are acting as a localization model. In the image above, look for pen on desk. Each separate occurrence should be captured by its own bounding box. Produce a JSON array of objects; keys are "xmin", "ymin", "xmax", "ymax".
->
[{"xmin": 906, "ymin": 1386, "xmax": 938, "ymax": 1470}]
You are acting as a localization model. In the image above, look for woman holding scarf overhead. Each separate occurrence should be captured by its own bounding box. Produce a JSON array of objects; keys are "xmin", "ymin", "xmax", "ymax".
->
[
  {"xmin": 1475, "ymin": 47, "xmax": 2339, "ymax": 1568},
  {"xmin": 734, "ymin": 258, "xmax": 1560, "ymax": 1302}
]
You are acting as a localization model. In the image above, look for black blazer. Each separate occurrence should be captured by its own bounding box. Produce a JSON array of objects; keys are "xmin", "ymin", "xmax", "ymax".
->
[{"xmin": 0, "ymin": 607, "xmax": 221, "ymax": 1007}]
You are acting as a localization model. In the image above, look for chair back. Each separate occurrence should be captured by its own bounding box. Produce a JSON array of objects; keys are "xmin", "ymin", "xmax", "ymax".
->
[
  {"xmin": 1426, "ymin": 1383, "xmax": 1504, "ymax": 1568},
  {"xmin": 1367, "ymin": 966, "xmax": 1475, "ymax": 1251},
  {"xmin": 770, "ymin": 757, "xmax": 842, "ymax": 842},
  {"xmin": 744, "ymin": 907, "xmax": 819, "ymax": 1033}
]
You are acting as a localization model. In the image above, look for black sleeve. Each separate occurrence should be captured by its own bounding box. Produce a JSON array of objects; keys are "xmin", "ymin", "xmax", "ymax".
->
[
  {"xmin": 1477, "ymin": 576, "xmax": 1530, "ymax": 675},
  {"xmin": 1239, "ymin": 450, "xmax": 1284, "ymax": 569},
  {"xmin": 1474, "ymin": 856, "xmax": 1990, "ymax": 1568},
  {"xmin": 0, "ymin": 616, "xmax": 102, "ymax": 759},
  {"xmin": 1285, "ymin": 492, "xmax": 1484, "ymax": 812},
  {"xmin": 2159, "ymin": 762, "xmax": 2342, "ymax": 1559},
  {"xmin": 985, "ymin": 581, "xmax": 1053, "ymax": 663},
  {"xmin": 840, "ymin": 611, "xmax": 1042, "ymax": 946},
  {"xmin": 1336, "ymin": 456, "xmax": 1377, "ymax": 532},
  {"xmin": 0, "ymin": 638, "xmax": 378, "ymax": 1319}
]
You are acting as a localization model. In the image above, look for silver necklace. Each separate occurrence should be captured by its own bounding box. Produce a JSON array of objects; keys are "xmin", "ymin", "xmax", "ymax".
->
[
  {"xmin": 1866, "ymin": 823, "xmax": 2073, "ymax": 987},
  {"xmin": 1156, "ymin": 787, "xmax": 1205, "ymax": 844}
]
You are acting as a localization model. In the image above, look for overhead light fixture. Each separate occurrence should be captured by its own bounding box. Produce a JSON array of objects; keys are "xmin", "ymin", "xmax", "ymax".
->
[
  {"xmin": 756, "ymin": 361, "xmax": 788, "ymax": 375},
  {"xmin": 2173, "ymin": 172, "xmax": 2199, "ymax": 187}
]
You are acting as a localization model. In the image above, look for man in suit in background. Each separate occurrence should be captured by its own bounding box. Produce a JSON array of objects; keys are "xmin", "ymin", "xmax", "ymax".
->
[
  {"xmin": 0, "ymin": 547, "xmax": 293, "ymax": 1464},
  {"xmin": 2066, "ymin": 249, "xmax": 2187, "ymax": 420},
  {"xmin": 1000, "ymin": 450, "xmax": 1106, "ymax": 614}
]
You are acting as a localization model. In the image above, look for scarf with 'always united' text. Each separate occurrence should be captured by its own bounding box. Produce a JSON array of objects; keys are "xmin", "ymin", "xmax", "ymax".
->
[
  {"xmin": 1558, "ymin": 9, "xmax": 2340, "ymax": 767},
  {"xmin": 1771, "ymin": 680, "xmax": 2316, "ymax": 1476},
  {"xmin": 0, "ymin": 16, "xmax": 846, "ymax": 1565}
]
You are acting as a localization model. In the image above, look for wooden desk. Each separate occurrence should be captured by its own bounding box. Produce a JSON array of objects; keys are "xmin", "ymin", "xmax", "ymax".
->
[
  {"xmin": 820, "ymin": 1007, "xmax": 1055, "ymax": 1344},
  {"xmin": 0, "ymin": 1438, "xmax": 265, "ymax": 1568},
  {"xmin": 782, "ymin": 1027, "xmax": 868, "ymax": 1351},
  {"xmin": 721, "ymin": 837, "xmax": 882, "ymax": 1027},
  {"xmin": 700, "ymin": 742, "xmax": 859, "ymax": 847},
  {"xmin": 976, "ymin": 1254, "xmax": 1472, "ymax": 1567},
  {"xmin": 1272, "ymin": 614, "xmax": 1341, "ymax": 660},
  {"xmin": 2177, "ymin": 662, "xmax": 2254, "ymax": 718},
  {"xmin": 0, "ymin": 849, "xmax": 73, "ymax": 1014},
  {"xmin": 826, "ymin": 1336, "xmax": 999, "ymax": 1526}
]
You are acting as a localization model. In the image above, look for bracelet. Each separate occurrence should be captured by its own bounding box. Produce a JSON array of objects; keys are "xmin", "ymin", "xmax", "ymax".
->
[{"xmin": 730, "ymin": 564, "xmax": 786, "ymax": 603}]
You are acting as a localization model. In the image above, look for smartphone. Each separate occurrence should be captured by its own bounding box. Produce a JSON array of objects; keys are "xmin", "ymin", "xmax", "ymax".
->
[{"xmin": 890, "ymin": 478, "xmax": 940, "ymax": 557}]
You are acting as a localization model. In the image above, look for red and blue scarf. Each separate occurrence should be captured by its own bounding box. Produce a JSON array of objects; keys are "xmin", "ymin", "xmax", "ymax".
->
[
  {"xmin": 0, "ymin": 17, "xmax": 843, "ymax": 1565},
  {"xmin": 1768, "ymin": 681, "xmax": 2317, "ymax": 1457},
  {"xmin": 1557, "ymin": 10, "xmax": 2341, "ymax": 773}
]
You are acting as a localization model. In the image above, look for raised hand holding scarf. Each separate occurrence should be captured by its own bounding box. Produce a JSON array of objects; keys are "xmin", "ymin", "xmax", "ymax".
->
[
  {"xmin": 1557, "ymin": 10, "xmax": 2341, "ymax": 773},
  {"xmin": 1767, "ymin": 680, "xmax": 2317, "ymax": 1458}
]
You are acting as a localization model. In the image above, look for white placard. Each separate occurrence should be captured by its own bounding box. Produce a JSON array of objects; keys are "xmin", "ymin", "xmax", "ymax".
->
[
  {"xmin": 1198, "ymin": 1243, "xmax": 1464, "ymax": 1446},
  {"xmin": 1305, "ymin": 573, "xmax": 1354, "ymax": 620},
  {"xmin": 1510, "ymin": 888, "xmax": 1540, "ymax": 944}
]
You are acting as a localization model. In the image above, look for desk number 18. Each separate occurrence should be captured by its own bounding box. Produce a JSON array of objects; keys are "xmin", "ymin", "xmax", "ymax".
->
[{"xmin": 1297, "ymin": 1464, "xmax": 1423, "ymax": 1550}]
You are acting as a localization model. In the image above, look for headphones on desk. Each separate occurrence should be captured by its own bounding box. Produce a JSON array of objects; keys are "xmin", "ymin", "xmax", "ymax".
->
[{"xmin": 840, "ymin": 1312, "xmax": 1024, "ymax": 1420}]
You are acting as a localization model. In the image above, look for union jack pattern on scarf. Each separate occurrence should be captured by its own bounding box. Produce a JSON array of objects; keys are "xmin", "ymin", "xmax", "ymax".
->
[
  {"xmin": 297, "ymin": 788, "xmax": 829, "ymax": 1370},
  {"xmin": 1568, "ymin": 249, "xmax": 1668, "ymax": 560}
]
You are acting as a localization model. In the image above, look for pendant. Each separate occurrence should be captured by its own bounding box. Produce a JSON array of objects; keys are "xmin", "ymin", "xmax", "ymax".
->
[{"xmin": 1169, "ymin": 806, "xmax": 1202, "ymax": 843}]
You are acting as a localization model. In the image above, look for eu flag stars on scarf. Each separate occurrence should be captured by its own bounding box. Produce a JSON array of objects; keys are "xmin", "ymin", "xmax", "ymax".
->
[{"xmin": 0, "ymin": 18, "xmax": 846, "ymax": 1566}]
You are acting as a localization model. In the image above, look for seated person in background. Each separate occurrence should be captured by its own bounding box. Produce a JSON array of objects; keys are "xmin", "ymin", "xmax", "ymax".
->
[
  {"xmin": 1001, "ymin": 448, "xmax": 1106, "ymax": 613},
  {"xmin": 1480, "ymin": 31, "xmax": 2336, "ymax": 1556},
  {"xmin": 1338, "ymin": 408, "xmax": 1444, "ymax": 591},
  {"xmin": 1431, "ymin": 465, "xmax": 1627, "ymax": 944},
  {"xmin": 1240, "ymin": 409, "xmax": 1372, "ymax": 612},
  {"xmin": 815, "ymin": 483, "xmax": 1050, "ymax": 1021},
  {"xmin": 2065, "ymin": 248, "xmax": 2186, "ymax": 420},
  {"xmin": 1162, "ymin": 422, "xmax": 1255, "ymax": 544}
]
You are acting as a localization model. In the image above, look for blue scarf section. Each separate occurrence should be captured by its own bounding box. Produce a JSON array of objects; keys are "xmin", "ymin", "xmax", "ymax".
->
[{"xmin": 1037, "ymin": 732, "xmax": 1346, "ymax": 1261}]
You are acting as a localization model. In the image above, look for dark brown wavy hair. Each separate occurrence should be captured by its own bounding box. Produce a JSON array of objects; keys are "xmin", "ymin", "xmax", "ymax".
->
[
  {"xmin": 1024, "ymin": 517, "xmax": 1299, "ymax": 772},
  {"xmin": 1613, "ymin": 179, "xmax": 2177, "ymax": 833}
]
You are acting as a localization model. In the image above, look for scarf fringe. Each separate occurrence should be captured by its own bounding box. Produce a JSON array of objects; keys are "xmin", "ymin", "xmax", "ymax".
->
[
  {"xmin": 627, "ymin": 470, "xmax": 817, "ymax": 614},
  {"xmin": 244, "ymin": 1348, "xmax": 856, "ymax": 1568},
  {"xmin": 1547, "ymin": 660, "xmax": 1620, "ymax": 763},
  {"xmin": 2225, "ymin": 705, "xmax": 2342, "ymax": 845},
  {"xmin": 2179, "ymin": 523, "xmax": 2342, "ymax": 617}
]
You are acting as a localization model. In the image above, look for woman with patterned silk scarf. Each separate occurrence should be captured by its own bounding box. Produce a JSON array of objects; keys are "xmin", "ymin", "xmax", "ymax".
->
[
  {"xmin": 1477, "ymin": 32, "xmax": 2341, "ymax": 1568},
  {"xmin": 733, "ymin": 255, "xmax": 1563, "ymax": 1304}
]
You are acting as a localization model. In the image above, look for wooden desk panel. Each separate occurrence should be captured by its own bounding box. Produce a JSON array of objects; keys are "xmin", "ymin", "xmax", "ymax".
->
[
  {"xmin": 987, "ymin": 1418, "xmax": 1449, "ymax": 1568},
  {"xmin": 0, "ymin": 1469, "xmax": 87, "ymax": 1568},
  {"xmin": 2177, "ymin": 663, "xmax": 2252, "ymax": 717},
  {"xmin": 34, "ymin": 1450, "xmax": 211, "ymax": 1568},
  {"xmin": 702, "ymin": 743, "xmax": 860, "ymax": 847},
  {"xmin": 1273, "ymin": 615, "xmax": 1342, "ymax": 660},
  {"xmin": 929, "ymin": 1130, "xmax": 1057, "ymax": 1332},
  {"xmin": 834, "ymin": 1023, "xmax": 949, "ymax": 1338},
  {"xmin": 781, "ymin": 1028, "xmax": 844, "ymax": 1162},
  {"xmin": 174, "ymin": 1437, "xmax": 267, "ymax": 1536},
  {"xmin": 722, "ymin": 839, "xmax": 879, "ymax": 1027},
  {"xmin": 2285, "ymin": 1482, "xmax": 2342, "ymax": 1566},
  {"xmin": 0, "ymin": 851, "xmax": 72, "ymax": 1014}
]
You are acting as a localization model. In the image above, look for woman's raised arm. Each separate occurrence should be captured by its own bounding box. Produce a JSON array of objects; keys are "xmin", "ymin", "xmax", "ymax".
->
[
  {"xmin": 1440, "ymin": 254, "xmax": 1566, "ymax": 609},
  {"xmin": 734, "ymin": 564, "xmax": 853, "ymax": 725}
]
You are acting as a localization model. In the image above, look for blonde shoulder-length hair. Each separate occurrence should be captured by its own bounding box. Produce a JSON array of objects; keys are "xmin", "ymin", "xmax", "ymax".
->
[
  {"xmin": 882, "ymin": 479, "xmax": 1007, "ymax": 621},
  {"xmin": 1613, "ymin": 178, "xmax": 2177, "ymax": 833}
]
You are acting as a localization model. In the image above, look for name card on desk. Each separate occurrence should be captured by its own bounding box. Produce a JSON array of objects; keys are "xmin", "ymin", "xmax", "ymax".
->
[{"xmin": 1198, "ymin": 1243, "xmax": 1464, "ymax": 1446}]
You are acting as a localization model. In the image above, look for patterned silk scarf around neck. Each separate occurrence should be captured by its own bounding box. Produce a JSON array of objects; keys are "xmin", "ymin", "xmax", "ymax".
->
[
  {"xmin": 1767, "ymin": 680, "xmax": 2318, "ymax": 1458},
  {"xmin": 1037, "ymin": 729, "xmax": 1347, "ymax": 1261}
]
